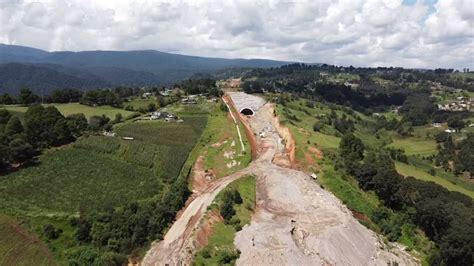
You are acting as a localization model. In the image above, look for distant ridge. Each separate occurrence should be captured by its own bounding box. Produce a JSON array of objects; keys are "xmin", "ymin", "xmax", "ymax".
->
[{"xmin": 0, "ymin": 44, "xmax": 290, "ymax": 93}]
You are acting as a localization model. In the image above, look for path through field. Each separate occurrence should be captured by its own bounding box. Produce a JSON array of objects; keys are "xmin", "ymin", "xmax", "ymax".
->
[{"xmin": 141, "ymin": 93, "xmax": 418, "ymax": 266}]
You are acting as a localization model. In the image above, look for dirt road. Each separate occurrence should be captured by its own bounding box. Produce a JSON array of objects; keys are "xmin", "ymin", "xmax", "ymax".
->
[{"xmin": 141, "ymin": 95, "xmax": 418, "ymax": 265}]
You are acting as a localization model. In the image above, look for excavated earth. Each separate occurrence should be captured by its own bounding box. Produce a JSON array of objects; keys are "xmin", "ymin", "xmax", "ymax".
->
[{"xmin": 141, "ymin": 93, "xmax": 418, "ymax": 266}]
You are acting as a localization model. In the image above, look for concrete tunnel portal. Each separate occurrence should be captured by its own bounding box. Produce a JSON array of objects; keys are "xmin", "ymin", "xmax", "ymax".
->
[
  {"xmin": 240, "ymin": 107, "xmax": 255, "ymax": 116},
  {"xmin": 227, "ymin": 92, "xmax": 266, "ymax": 117}
]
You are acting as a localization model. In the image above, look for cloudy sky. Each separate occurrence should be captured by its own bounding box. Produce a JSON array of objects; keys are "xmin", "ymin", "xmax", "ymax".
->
[{"xmin": 0, "ymin": 0, "xmax": 472, "ymax": 68}]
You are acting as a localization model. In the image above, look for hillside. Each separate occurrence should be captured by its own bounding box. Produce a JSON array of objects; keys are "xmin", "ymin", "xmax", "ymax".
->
[
  {"xmin": 0, "ymin": 63, "xmax": 110, "ymax": 94},
  {"xmin": 0, "ymin": 44, "xmax": 289, "ymax": 92}
]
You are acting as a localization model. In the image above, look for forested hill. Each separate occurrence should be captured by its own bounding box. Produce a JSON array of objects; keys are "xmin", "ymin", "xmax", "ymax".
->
[
  {"xmin": 0, "ymin": 44, "xmax": 289, "ymax": 93},
  {"xmin": 0, "ymin": 63, "xmax": 110, "ymax": 94}
]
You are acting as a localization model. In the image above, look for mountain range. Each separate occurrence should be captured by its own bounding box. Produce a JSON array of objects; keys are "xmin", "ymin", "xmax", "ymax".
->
[{"xmin": 0, "ymin": 44, "xmax": 289, "ymax": 94}]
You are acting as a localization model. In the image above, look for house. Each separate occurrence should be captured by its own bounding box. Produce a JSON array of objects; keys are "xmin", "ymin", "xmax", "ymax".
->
[
  {"xmin": 123, "ymin": 137, "xmax": 134, "ymax": 140},
  {"xmin": 103, "ymin": 131, "xmax": 116, "ymax": 137},
  {"xmin": 160, "ymin": 89, "xmax": 174, "ymax": 96},
  {"xmin": 432, "ymin": 123, "xmax": 442, "ymax": 128},
  {"xmin": 445, "ymin": 128, "xmax": 456, "ymax": 133},
  {"xmin": 181, "ymin": 97, "xmax": 198, "ymax": 104},
  {"xmin": 142, "ymin": 92, "xmax": 153, "ymax": 98},
  {"xmin": 165, "ymin": 113, "xmax": 178, "ymax": 122}
]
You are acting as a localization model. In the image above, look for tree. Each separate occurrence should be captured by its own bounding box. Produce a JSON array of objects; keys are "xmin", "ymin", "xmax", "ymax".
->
[
  {"xmin": 339, "ymin": 133, "xmax": 364, "ymax": 160},
  {"xmin": 220, "ymin": 199, "xmax": 235, "ymax": 223},
  {"xmin": 156, "ymin": 95, "xmax": 167, "ymax": 107},
  {"xmin": 447, "ymin": 116, "xmax": 466, "ymax": 132},
  {"xmin": 0, "ymin": 93, "xmax": 15, "ymax": 105},
  {"xmin": 18, "ymin": 88, "xmax": 37, "ymax": 105},
  {"xmin": 0, "ymin": 142, "xmax": 10, "ymax": 170},
  {"xmin": 457, "ymin": 134, "xmax": 474, "ymax": 176},
  {"xmin": 5, "ymin": 116, "xmax": 23, "ymax": 136},
  {"xmin": 89, "ymin": 115, "xmax": 110, "ymax": 131},
  {"xmin": 66, "ymin": 114, "xmax": 88, "ymax": 137},
  {"xmin": 147, "ymin": 103, "xmax": 157, "ymax": 112},
  {"xmin": 9, "ymin": 137, "xmax": 34, "ymax": 163},
  {"xmin": 0, "ymin": 109, "xmax": 11, "ymax": 125},
  {"xmin": 114, "ymin": 113, "xmax": 122, "ymax": 124},
  {"xmin": 43, "ymin": 224, "xmax": 62, "ymax": 240},
  {"xmin": 54, "ymin": 119, "xmax": 73, "ymax": 145}
]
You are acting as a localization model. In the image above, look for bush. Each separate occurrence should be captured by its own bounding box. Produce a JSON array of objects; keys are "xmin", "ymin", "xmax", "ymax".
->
[{"xmin": 43, "ymin": 224, "xmax": 62, "ymax": 240}]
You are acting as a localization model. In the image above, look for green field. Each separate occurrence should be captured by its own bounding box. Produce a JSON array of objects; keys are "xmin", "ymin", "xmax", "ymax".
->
[
  {"xmin": 194, "ymin": 175, "xmax": 256, "ymax": 265},
  {"xmin": 395, "ymin": 162, "xmax": 474, "ymax": 198},
  {"xmin": 0, "ymin": 148, "xmax": 160, "ymax": 215},
  {"xmin": 0, "ymin": 108, "xmax": 209, "ymax": 263},
  {"xmin": 387, "ymin": 136, "xmax": 437, "ymax": 156},
  {"xmin": 0, "ymin": 103, "xmax": 134, "ymax": 119},
  {"xmin": 124, "ymin": 98, "xmax": 158, "ymax": 110},
  {"xmin": 0, "ymin": 215, "xmax": 52, "ymax": 266}
]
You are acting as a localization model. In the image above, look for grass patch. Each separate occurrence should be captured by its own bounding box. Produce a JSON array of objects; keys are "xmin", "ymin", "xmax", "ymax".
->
[{"xmin": 395, "ymin": 162, "xmax": 474, "ymax": 198}]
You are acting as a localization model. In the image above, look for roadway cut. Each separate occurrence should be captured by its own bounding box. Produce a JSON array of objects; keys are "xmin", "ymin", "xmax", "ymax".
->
[
  {"xmin": 141, "ymin": 92, "xmax": 418, "ymax": 266},
  {"xmin": 227, "ymin": 91, "xmax": 265, "ymax": 116}
]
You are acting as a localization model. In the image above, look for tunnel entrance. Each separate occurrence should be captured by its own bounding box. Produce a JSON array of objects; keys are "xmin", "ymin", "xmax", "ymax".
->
[{"xmin": 240, "ymin": 108, "xmax": 255, "ymax": 116}]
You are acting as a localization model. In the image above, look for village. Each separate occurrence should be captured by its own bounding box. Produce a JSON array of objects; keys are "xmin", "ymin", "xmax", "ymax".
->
[{"xmin": 437, "ymin": 96, "xmax": 472, "ymax": 112}]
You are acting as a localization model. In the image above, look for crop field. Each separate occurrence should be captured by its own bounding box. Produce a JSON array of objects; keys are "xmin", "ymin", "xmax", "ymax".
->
[
  {"xmin": 0, "ymin": 215, "xmax": 52, "ymax": 266},
  {"xmin": 0, "ymin": 148, "xmax": 161, "ymax": 214},
  {"xmin": 0, "ymin": 103, "xmax": 134, "ymax": 119},
  {"xmin": 194, "ymin": 175, "xmax": 256, "ymax": 265},
  {"xmin": 0, "ymin": 109, "xmax": 209, "ymax": 263}
]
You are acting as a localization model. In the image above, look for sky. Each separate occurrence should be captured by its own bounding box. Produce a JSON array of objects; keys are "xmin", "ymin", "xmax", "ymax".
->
[{"xmin": 0, "ymin": 0, "xmax": 473, "ymax": 69}]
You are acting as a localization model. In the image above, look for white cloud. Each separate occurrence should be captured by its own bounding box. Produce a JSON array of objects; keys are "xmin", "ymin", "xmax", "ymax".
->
[{"xmin": 0, "ymin": 0, "xmax": 472, "ymax": 68}]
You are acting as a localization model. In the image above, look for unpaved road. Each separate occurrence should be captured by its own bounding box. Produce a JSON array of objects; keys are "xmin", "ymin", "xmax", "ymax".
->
[{"xmin": 141, "ymin": 94, "xmax": 418, "ymax": 266}]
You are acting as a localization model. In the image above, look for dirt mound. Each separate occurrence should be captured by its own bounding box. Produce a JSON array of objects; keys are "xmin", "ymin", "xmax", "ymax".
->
[{"xmin": 191, "ymin": 154, "xmax": 214, "ymax": 193}]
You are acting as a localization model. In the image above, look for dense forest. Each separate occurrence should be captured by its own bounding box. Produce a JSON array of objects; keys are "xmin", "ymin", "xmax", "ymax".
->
[{"xmin": 339, "ymin": 133, "xmax": 473, "ymax": 265}]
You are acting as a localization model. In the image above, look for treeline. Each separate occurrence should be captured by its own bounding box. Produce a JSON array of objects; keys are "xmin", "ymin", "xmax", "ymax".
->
[
  {"xmin": 339, "ymin": 133, "xmax": 473, "ymax": 265},
  {"xmin": 66, "ymin": 161, "xmax": 191, "ymax": 264},
  {"xmin": 241, "ymin": 66, "xmax": 409, "ymax": 112},
  {"xmin": 0, "ymin": 87, "xmax": 155, "ymax": 106},
  {"xmin": 177, "ymin": 78, "xmax": 221, "ymax": 97},
  {"xmin": 0, "ymin": 106, "xmax": 88, "ymax": 171}
]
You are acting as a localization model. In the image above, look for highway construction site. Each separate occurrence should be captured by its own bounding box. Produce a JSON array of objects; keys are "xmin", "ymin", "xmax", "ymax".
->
[{"xmin": 141, "ymin": 92, "xmax": 418, "ymax": 266}]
